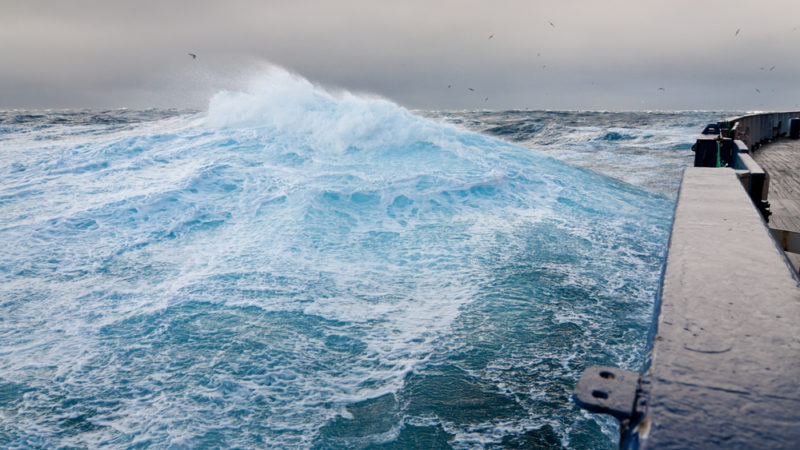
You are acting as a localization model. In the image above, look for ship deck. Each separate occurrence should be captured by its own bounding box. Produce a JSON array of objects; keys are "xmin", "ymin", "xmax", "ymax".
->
[{"xmin": 751, "ymin": 137, "xmax": 800, "ymax": 271}]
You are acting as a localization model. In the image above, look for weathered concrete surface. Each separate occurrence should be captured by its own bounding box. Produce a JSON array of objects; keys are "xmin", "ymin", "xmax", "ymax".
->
[{"xmin": 640, "ymin": 168, "xmax": 800, "ymax": 449}]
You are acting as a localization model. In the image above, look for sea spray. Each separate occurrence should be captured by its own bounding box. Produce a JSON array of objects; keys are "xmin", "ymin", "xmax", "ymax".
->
[{"xmin": 0, "ymin": 69, "xmax": 702, "ymax": 447}]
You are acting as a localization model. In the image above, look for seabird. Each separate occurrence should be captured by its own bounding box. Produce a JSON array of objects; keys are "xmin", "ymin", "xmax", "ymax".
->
[
  {"xmin": 734, "ymin": 28, "xmax": 740, "ymax": 36},
  {"xmin": 488, "ymin": 34, "xmax": 494, "ymax": 40},
  {"xmin": 755, "ymin": 88, "xmax": 761, "ymax": 93},
  {"xmin": 448, "ymin": 84, "xmax": 452, "ymax": 88},
  {"xmin": 658, "ymin": 87, "xmax": 665, "ymax": 91},
  {"xmin": 770, "ymin": 65, "xmax": 776, "ymax": 71},
  {"xmin": 468, "ymin": 88, "xmax": 475, "ymax": 91},
  {"xmin": 188, "ymin": 53, "xmax": 197, "ymax": 59},
  {"xmin": 484, "ymin": 97, "xmax": 489, "ymax": 102},
  {"xmin": 549, "ymin": 21, "xmax": 555, "ymax": 28}
]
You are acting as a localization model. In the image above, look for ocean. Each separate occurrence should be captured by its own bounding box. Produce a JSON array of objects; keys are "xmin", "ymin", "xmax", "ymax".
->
[{"xmin": 0, "ymin": 70, "xmax": 724, "ymax": 448}]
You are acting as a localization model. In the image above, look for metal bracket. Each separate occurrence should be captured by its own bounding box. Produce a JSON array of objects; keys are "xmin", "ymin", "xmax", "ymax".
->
[{"xmin": 573, "ymin": 365, "xmax": 639, "ymax": 421}]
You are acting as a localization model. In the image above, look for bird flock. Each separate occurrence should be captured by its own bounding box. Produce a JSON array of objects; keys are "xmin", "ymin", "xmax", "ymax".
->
[
  {"xmin": 449, "ymin": 20, "xmax": 558, "ymax": 105},
  {"xmin": 186, "ymin": 21, "xmax": 789, "ymax": 107},
  {"xmin": 733, "ymin": 28, "xmax": 781, "ymax": 96},
  {"xmin": 446, "ymin": 22, "xmax": 787, "ymax": 106}
]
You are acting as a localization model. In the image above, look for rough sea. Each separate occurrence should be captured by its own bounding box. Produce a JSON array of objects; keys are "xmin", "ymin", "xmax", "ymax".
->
[{"xmin": 0, "ymin": 70, "xmax": 725, "ymax": 448}]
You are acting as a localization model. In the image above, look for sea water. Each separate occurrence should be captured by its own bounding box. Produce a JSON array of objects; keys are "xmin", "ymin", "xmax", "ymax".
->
[{"xmin": 0, "ymin": 69, "xmax": 723, "ymax": 448}]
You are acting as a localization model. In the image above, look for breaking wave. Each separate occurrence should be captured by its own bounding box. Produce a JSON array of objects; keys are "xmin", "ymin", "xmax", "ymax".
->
[{"xmin": 0, "ymin": 68, "xmax": 684, "ymax": 448}]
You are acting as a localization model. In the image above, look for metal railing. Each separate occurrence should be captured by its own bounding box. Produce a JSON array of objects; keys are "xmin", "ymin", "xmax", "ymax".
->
[{"xmin": 728, "ymin": 111, "xmax": 800, "ymax": 149}]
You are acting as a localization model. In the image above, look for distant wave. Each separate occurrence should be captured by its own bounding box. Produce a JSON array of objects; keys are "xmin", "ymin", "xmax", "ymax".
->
[
  {"xmin": 600, "ymin": 131, "xmax": 636, "ymax": 141},
  {"xmin": 426, "ymin": 109, "xmax": 721, "ymax": 196}
]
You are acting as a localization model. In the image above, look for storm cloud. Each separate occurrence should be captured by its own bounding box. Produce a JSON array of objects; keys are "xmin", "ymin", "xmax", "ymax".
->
[{"xmin": 2, "ymin": 0, "xmax": 799, "ymax": 110}]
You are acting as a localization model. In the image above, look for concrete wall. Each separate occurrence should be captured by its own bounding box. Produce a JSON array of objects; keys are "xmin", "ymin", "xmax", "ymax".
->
[
  {"xmin": 629, "ymin": 168, "xmax": 800, "ymax": 448},
  {"xmin": 574, "ymin": 167, "xmax": 800, "ymax": 448}
]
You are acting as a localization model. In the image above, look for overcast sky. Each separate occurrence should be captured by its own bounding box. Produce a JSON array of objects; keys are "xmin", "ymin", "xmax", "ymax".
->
[{"xmin": 2, "ymin": 0, "xmax": 799, "ymax": 111}]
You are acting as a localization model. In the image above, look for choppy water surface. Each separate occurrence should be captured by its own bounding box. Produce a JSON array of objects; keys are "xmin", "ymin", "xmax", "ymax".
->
[{"xmin": 0, "ymin": 71, "xmax": 722, "ymax": 448}]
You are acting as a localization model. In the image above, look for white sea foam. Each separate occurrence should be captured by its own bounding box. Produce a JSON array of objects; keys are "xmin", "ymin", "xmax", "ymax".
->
[{"xmin": 0, "ymin": 69, "xmax": 695, "ymax": 448}]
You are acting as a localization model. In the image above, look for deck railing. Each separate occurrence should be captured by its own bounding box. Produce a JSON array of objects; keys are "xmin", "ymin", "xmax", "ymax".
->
[{"xmin": 728, "ymin": 111, "xmax": 800, "ymax": 149}]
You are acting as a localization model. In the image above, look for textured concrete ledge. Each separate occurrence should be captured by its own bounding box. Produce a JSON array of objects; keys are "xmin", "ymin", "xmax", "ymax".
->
[{"xmin": 639, "ymin": 168, "xmax": 800, "ymax": 448}]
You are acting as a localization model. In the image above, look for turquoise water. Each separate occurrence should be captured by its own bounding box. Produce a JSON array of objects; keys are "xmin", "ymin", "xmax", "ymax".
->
[{"xmin": 0, "ymin": 70, "xmax": 714, "ymax": 447}]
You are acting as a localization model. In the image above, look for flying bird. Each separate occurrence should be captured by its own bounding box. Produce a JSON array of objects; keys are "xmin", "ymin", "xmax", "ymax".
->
[
  {"xmin": 770, "ymin": 65, "xmax": 776, "ymax": 71},
  {"xmin": 484, "ymin": 97, "xmax": 489, "ymax": 102},
  {"xmin": 448, "ymin": 84, "xmax": 452, "ymax": 88},
  {"xmin": 468, "ymin": 87, "xmax": 475, "ymax": 91},
  {"xmin": 734, "ymin": 28, "xmax": 740, "ymax": 36},
  {"xmin": 188, "ymin": 53, "xmax": 197, "ymax": 59},
  {"xmin": 488, "ymin": 34, "xmax": 494, "ymax": 39},
  {"xmin": 548, "ymin": 21, "xmax": 555, "ymax": 28},
  {"xmin": 658, "ymin": 87, "xmax": 665, "ymax": 91},
  {"xmin": 755, "ymin": 88, "xmax": 761, "ymax": 93}
]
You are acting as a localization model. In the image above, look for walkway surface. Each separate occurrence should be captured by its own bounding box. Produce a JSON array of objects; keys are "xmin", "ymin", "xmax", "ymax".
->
[
  {"xmin": 751, "ymin": 138, "xmax": 800, "ymax": 270},
  {"xmin": 640, "ymin": 168, "xmax": 800, "ymax": 448}
]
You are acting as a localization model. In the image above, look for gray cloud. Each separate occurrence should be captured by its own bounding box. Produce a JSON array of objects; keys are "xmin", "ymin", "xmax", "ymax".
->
[{"xmin": 2, "ymin": 0, "xmax": 799, "ymax": 110}]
